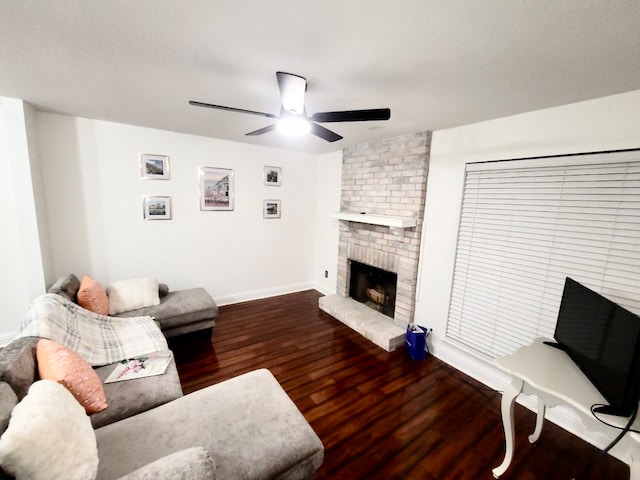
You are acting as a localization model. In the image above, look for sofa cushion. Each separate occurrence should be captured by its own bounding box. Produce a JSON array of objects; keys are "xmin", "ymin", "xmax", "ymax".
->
[
  {"xmin": 94, "ymin": 369, "xmax": 323, "ymax": 480},
  {"xmin": 77, "ymin": 276, "xmax": 109, "ymax": 315},
  {"xmin": 37, "ymin": 339, "xmax": 108, "ymax": 414},
  {"xmin": 116, "ymin": 447, "xmax": 215, "ymax": 480},
  {"xmin": 115, "ymin": 288, "xmax": 217, "ymax": 331},
  {"xmin": 158, "ymin": 283, "xmax": 169, "ymax": 297},
  {"xmin": 48, "ymin": 273, "xmax": 81, "ymax": 302},
  {"xmin": 0, "ymin": 384, "xmax": 17, "ymax": 437},
  {"xmin": 0, "ymin": 380, "xmax": 99, "ymax": 480},
  {"xmin": 90, "ymin": 358, "xmax": 182, "ymax": 429},
  {"xmin": 107, "ymin": 278, "xmax": 160, "ymax": 315},
  {"xmin": 0, "ymin": 337, "xmax": 39, "ymax": 401}
]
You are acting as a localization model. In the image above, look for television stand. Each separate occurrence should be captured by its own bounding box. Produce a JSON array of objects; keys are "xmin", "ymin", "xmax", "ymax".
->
[
  {"xmin": 541, "ymin": 340, "xmax": 564, "ymax": 350},
  {"xmin": 492, "ymin": 337, "xmax": 640, "ymax": 479}
]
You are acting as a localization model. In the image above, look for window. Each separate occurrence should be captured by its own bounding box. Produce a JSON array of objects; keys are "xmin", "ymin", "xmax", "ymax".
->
[{"xmin": 447, "ymin": 150, "xmax": 640, "ymax": 358}]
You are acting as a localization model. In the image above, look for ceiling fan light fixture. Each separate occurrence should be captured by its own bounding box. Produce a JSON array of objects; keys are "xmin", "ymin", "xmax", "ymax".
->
[
  {"xmin": 190, "ymin": 71, "xmax": 390, "ymax": 142},
  {"xmin": 277, "ymin": 115, "xmax": 311, "ymax": 136},
  {"xmin": 277, "ymin": 71, "xmax": 306, "ymax": 114}
]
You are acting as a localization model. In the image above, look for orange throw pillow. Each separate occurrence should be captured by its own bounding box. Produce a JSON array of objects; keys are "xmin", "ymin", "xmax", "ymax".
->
[
  {"xmin": 37, "ymin": 339, "xmax": 108, "ymax": 414},
  {"xmin": 77, "ymin": 275, "xmax": 109, "ymax": 315}
]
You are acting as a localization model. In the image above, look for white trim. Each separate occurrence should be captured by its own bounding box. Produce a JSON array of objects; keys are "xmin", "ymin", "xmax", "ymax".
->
[
  {"xmin": 466, "ymin": 148, "xmax": 640, "ymax": 172},
  {"xmin": 214, "ymin": 282, "xmax": 315, "ymax": 306},
  {"xmin": 314, "ymin": 283, "xmax": 336, "ymax": 297},
  {"xmin": 330, "ymin": 212, "xmax": 416, "ymax": 228},
  {"xmin": 430, "ymin": 336, "xmax": 511, "ymax": 390}
]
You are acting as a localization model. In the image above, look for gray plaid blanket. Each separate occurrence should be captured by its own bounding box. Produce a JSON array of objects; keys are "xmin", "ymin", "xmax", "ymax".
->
[{"xmin": 19, "ymin": 293, "xmax": 168, "ymax": 366}]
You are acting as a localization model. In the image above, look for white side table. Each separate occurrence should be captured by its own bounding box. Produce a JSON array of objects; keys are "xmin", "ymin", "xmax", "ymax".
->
[{"xmin": 492, "ymin": 337, "xmax": 640, "ymax": 479}]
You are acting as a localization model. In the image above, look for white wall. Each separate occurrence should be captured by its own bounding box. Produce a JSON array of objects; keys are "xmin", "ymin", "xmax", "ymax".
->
[
  {"xmin": 415, "ymin": 89, "xmax": 640, "ymax": 451},
  {"xmin": 35, "ymin": 113, "xmax": 323, "ymax": 310},
  {"xmin": 0, "ymin": 101, "xmax": 30, "ymax": 339},
  {"xmin": 23, "ymin": 102, "xmax": 55, "ymax": 288},
  {"xmin": 0, "ymin": 99, "xmax": 50, "ymax": 341},
  {"xmin": 313, "ymin": 150, "xmax": 342, "ymax": 295}
]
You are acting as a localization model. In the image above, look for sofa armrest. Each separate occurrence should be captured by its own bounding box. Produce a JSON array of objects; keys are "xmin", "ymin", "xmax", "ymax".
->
[
  {"xmin": 116, "ymin": 447, "xmax": 215, "ymax": 480},
  {"xmin": 0, "ymin": 337, "xmax": 40, "ymax": 401},
  {"xmin": 47, "ymin": 274, "xmax": 81, "ymax": 303}
]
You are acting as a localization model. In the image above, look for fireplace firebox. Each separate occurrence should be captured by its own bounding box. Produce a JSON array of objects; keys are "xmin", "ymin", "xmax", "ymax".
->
[{"xmin": 348, "ymin": 260, "xmax": 397, "ymax": 318}]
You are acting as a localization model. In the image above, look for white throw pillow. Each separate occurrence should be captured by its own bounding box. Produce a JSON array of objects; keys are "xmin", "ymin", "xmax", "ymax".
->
[
  {"xmin": 0, "ymin": 380, "xmax": 98, "ymax": 480},
  {"xmin": 107, "ymin": 277, "xmax": 160, "ymax": 315}
]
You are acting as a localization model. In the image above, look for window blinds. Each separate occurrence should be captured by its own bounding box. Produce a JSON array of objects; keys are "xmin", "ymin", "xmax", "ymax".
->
[{"xmin": 446, "ymin": 150, "xmax": 640, "ymax": 359}]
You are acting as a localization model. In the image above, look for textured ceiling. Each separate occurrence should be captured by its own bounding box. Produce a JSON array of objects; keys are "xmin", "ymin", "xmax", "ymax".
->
[{"xmin": 1, "ymin": 1, "xmax": 639, "ymax": 154}]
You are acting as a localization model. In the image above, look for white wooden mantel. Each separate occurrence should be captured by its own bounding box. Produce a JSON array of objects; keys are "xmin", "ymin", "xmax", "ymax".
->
[{"xmin": 330, "ymin": 212, "xmax": 417, "ymax": 239}]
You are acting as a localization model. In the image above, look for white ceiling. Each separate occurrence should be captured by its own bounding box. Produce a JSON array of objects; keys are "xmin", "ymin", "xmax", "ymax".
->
[{"xmin": 1, "ymin": 1, "xmax": 639, "ymax": 154}]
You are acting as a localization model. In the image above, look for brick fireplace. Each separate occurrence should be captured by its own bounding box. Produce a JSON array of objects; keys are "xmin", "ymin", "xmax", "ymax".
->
[{"xmin": 319, "ymin": 131, "xmax": 431, "ymax": 351}]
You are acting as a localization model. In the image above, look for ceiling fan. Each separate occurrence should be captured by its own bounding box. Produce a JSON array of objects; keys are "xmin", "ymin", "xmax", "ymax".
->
[{"xmin": 189, "ymin": 72, "xmax": 391, "ymax": 142}]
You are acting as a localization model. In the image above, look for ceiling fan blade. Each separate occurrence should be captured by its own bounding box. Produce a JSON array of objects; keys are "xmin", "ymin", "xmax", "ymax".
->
[
  {"xmin": 245, "ymin": 124, "xmax": 277, "ymax": 136},
  {"xmin": 189, "ymin": 101, "xmax": 277, "ymax": 119},
  {"xmin": 311, "ymin": 108, "xmax": 391, "ymax": 123},
  {"xmin": 276, "ymin": 72, "xmax": 306, "ymax": 115},
  {"xmin": 310, "ymin": 123, "xmax": 343, "ymax": 142}
]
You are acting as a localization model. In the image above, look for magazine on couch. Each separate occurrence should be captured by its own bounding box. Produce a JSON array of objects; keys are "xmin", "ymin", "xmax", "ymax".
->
[{"xmin": 105, "ymin": 350, "xmax": 173, "ymax": 383}]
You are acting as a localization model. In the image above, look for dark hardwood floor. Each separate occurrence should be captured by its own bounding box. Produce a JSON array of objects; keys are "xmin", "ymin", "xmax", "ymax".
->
[{"xmin": 169, "ymin": 290, "xmax": 629, "ymax": 480}]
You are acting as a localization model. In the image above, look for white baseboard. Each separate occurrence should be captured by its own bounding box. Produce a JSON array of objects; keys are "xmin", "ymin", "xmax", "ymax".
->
[
  {"xmin": 430, "ymin": 337, "xmax": 626, "ymax": 461},
  {"xmin": 313, "ymin": 284, "xmax": 336, "ymax": 297},
  {"xmin": 214, "ymin": 282, "xmax": 316, "ymax": 306}
]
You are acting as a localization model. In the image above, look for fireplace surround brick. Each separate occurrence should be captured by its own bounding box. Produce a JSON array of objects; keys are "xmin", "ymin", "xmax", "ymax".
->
[{"xmin": 334, "ymin": 131, "xmax": 431, "ymax": 332}]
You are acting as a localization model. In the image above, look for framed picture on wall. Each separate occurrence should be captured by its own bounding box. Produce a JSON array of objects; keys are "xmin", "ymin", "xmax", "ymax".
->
[
  {"xmin": 140, "ymin": 154, "xmax": 170, "ymax": 180},
  {"xmin": 263, "ymin": 165, "xmax": 282, "ymax": 186},
  {"xmin": 263, "ymin": 199, "xmax": 281, "ymax": 219},
  {"xmin": 199, "ymin": 167, "xmax": 234, "ymax": 211},
  {"xmin": 143, "ymin": 196, "xmax": 171, "ymax": 220}
]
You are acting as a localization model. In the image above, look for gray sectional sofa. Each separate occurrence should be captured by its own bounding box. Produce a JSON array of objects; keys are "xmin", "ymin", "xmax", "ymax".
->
[
  {"xmin": 49, "ymin": 274, "xmax": 218, "ymax": 338},
  {"xmin": 0, "ymin": 329, "xmax": 323, "ymax": 479}
]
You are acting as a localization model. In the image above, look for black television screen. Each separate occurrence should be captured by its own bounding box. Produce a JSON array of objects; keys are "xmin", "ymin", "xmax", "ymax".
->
[{"xmin": 550, "ymin": 277, "xmax": 640, "ymax": 417}]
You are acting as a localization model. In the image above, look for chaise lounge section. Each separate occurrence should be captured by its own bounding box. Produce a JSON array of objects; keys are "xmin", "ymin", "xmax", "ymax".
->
[
  {"xmin": 48, "ymin": 274, "xmax": 218, "ymax": 338},
  {"xmin": 94, "ymin": 368, "xmax": 324, "ymax": 479}
]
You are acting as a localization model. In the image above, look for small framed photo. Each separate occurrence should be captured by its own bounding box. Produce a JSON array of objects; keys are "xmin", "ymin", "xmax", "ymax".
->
[
  {"xmin": 263, "ymin": 199, "xmax": 281, "ymax": 219},
  {"xmin": 264, "ymin": 165, "xmax": 282, "ymax": 186},
  {"xmin": 140, "ymin": 154, "xmax": 170, "ymax": 180},
  {"xmin": 143, "ymin": 196, "xmax": 171, "ymax": 220},
  {"xmin": 199, "ymin": 167, "xmax": 234, "ymax": 211}
]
